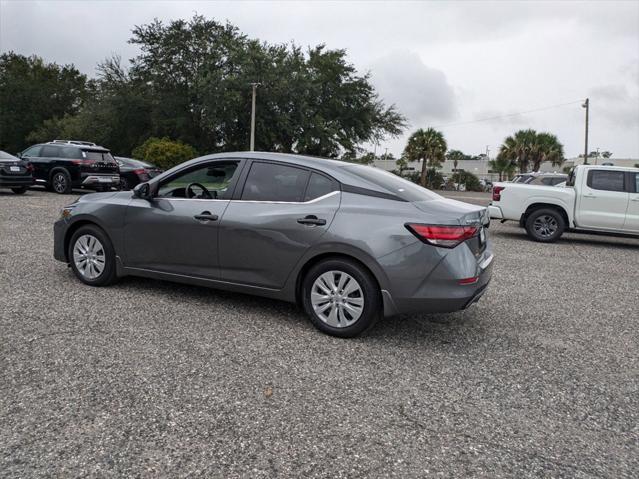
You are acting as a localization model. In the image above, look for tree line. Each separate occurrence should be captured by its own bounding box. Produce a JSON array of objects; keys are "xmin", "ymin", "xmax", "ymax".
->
[
  {"xmin": 1, "ymin": 14, "xmax": 574, "ymax": 188},
  {"xmin": 0, "ymin": 15, "xmax": 405, "ymax": 158}
]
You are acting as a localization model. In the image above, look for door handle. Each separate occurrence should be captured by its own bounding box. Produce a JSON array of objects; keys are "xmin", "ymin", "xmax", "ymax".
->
[
  {"xmin": 583, "ymin": 194, "xmax": 597, "ymax": 198},
  {"xmin": 194, "ymin": 211, "xmax": 219, "ymax": 221},
  {"xmin": 297, "ymin": 215, "xmax": 327, "ymax": 226},
  {"xmin": 631, "ymin": 197, "xmax": 639, "ymax": 202}
]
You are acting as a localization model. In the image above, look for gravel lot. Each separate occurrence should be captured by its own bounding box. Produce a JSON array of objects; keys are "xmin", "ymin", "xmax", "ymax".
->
[{"xmin": 1, "ymin": 188, "xmax": 638, "ymax": 478}]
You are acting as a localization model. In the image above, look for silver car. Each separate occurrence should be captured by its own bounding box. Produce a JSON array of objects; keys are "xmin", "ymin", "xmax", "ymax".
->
[{"xmin": 54, "ymin": 152, "xmax": 493, "ymax": 337}]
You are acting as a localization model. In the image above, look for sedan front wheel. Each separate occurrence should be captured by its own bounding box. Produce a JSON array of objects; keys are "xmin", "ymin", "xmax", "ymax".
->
[{"xmin": 68, "ymin": 225, "xmax": 117, "ymax": 286}]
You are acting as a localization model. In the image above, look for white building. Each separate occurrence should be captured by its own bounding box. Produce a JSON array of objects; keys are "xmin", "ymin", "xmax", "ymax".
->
[{"xmin": 373, "ymin": 157, "xmax": 638, "ymax": 181}]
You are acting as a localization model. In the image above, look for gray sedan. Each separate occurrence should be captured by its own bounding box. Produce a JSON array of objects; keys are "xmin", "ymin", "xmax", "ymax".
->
[{"xmin": 53, "ymin": 152, "xmax": 493, "ymax": 337}]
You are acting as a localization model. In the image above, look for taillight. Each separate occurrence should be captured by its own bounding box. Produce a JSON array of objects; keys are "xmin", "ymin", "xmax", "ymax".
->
[
  {"xmin": 406, "ymin": 224, "xmax": 479, "ymax": 248},
  {"xmin": 26, "ymin": 163, "xmax": 34, "ymax": 172},
  {"xmin": 134, "ymin": 169, "xmax": 150, "ymax": 181},
  {"xmin": 71, "ymin": 159, "xmax": 95, "ymax": 166},
  {"xmin": 492, "ymin": 186, "xmax": 505, "ymax": 201}
]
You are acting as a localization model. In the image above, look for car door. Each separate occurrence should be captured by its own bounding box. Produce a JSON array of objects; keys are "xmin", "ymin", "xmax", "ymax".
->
[
  {"xmin": 575, "ymin": 169, "xmax": 629, "ymax": 230},
  {"xmin": 218, "ymin": 161, "xmax": 340, "ymax": 289},
  {"xmin": 123, "ymin": 159, "xmax": 243, "ymax": 279},
  {"xmin": 20, "ymin": 145, "xmax": 47, "ymax": 183},
  {"xmin": 622, "ymin": 172, "xmax": 639, "ymax": 233}
]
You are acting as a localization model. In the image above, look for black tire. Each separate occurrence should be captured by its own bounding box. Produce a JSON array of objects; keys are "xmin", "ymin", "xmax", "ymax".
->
[
  {"xmin": 51, "ymin": 169, "xmax": 72, "ymax": 194},
  {"xmin": 67, "ymin": 225, "xmax": 117, "ymax": 286},
  {"xmin": 119, "ymin": 177, "xmax": 130, "ymax": 191},
  {"xmin": 302, "ymin": 258, "xmax": 381, "ymax": 338},
  {"xmin": 525, "ymin": 208, "xmax": 566, "ymax": 242},
  {"xmin": 11, "ymin": 187, "xmax": 27, "ymax": 194}
]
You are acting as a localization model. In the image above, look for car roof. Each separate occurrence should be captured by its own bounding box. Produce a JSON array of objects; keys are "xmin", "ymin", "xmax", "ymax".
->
[
  {"xmin": 36, "ymin": 142, "xmax": 110, "ymax": 152},
  {"xmin": 576, "ymin": 164, "xmax": 638, "ymax": 172},
  {"xmin": 171, "ymin": 151, "xmax": 402, "ymax": 193}
]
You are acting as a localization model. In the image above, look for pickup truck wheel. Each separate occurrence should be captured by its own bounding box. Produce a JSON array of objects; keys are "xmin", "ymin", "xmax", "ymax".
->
[{"xmin": 525, "ymin": 208, "xmax": 565, "ymax": 242}]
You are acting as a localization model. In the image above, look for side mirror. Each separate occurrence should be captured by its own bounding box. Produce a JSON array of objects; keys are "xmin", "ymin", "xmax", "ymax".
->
[
  {"xmin": 133, "ymin": 182, "xmax": 152, "ymax": 199},
  {"xmin": 16, "ymin": 152, "xmax": 23, "ymax": 159}
]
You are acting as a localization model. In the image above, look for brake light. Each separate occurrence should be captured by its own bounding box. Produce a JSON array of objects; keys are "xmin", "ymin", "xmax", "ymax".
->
[
  {"xmin": 71, "ymin": 159, "xmax": 95, "ymax": 165},
  {"xmin": 26, "ymin": 163, "xmax": 34, "ymax": 172},
  {"xmin": 458, "ymin": 276, "xmax": 479, "ymax": 285},
  {"xmin": 134, "ymin": 169, "xmax": 150, "ymax": 181},
  {"xmin": 406, "ymin": 224, "xmax": 479, "ymax": 248},
  {"xmin": 492, "ymin": 186, "xmax": 505, "ymax": 201}
]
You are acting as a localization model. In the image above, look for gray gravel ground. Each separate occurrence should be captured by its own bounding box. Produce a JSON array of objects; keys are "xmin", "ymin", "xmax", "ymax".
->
[{"xmin": 1, "ymin": 188, "xmax": 638, "ymax": 478}]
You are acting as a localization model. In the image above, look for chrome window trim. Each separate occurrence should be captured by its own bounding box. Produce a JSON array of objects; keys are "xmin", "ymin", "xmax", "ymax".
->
[{"xmin": 157, "ymin": 190, "xmax": 340, "ymax": 204}]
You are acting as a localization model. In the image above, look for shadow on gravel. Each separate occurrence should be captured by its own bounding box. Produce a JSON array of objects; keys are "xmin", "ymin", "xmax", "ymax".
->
[
  {"xmin": 108, "ymin": 275, "xmax": 481, "ymax": 342},
  {"xmin": 494, "ymin": 230, "xmax": 639, "ymax": 250}
]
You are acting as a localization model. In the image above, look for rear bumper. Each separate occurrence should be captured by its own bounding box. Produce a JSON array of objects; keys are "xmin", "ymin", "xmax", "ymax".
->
[
  {"xmin": 390, "ymin": 257, "xmax": 493, "ymax": 315},
  {"xmin": 488, "ymin": 204, "xmax": 503, "ymax": 219},
  {"xmin": 379, "ymin": 237, "xmax": 494, "ymax": 317},
  {"xmin": 0, "ymin": 175, "xmax": 34, "ymax": 187}
]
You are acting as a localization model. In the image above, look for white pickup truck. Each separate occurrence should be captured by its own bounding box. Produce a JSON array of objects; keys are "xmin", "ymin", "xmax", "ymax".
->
[{"xmin": 488, "ymin": 165, "xmax": 639, "ymax": 242}]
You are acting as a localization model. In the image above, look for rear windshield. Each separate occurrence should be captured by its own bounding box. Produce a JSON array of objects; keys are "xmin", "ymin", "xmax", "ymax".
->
[
  {"xmin": 83, "ymin": 150, "xmax": 115, "ymax": 163},
  {"xmin": 343, "ymin": 165, "xmax": 441, "ymax": 202},
  {"xmin": 118, "ymin": 158, "xmax": 152, "ymax": 168}
]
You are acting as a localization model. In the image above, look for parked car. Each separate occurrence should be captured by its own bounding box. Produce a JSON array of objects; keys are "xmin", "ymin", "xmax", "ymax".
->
[
  {"xmin": 19, "ymin": 140, "xmax": 120, "ymax": 194},
  {"xmin": 489, "ymin": 165, "xmax": 639, "ymax": 242},
  {"xmin": 115, "ymin": 157, "xmax": 163, "ymax": 190},
  {"xmin": 0, "ymin": 150, "xmax": 34, "ymax": 194},
  {"xmin": 511, "ymin": 172, "xmax": 568, "ymax": 186},
  {"xmin": 54, "ymin": 152, "xmax": 493, "ymax": 338}
]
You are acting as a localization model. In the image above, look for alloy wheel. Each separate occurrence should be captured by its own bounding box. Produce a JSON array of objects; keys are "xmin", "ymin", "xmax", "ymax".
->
[
  {"xmin": 310, "ymin": 270, "xmax": 364, "ymax": 328},
  {"xmin": 72, "ymin": 234, "xmax": 106, "ymax": 279},
  {"xmin": 53, "ymin": 173, "xmax": 67, "ymax": 193},
  {"xmin": 533, "ymin": 214, "xmax": 558, "ymax": 238}
]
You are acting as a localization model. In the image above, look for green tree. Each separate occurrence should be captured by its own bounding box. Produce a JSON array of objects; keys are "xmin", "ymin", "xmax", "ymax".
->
[
  {"xmin": 127, "ymin": 15, "xmax": 405, "ymax": 156},
  {"xmin": 489, "ymin": 155, "xmax": 517, "ymax": 181},
  {"xmin": 0, "ymin": 52, "xmax": 90, "ymax": 153},
  {"xmin": 452, "ymin": 171, "xmax": 482, "ymax": 192},
  {"xmin": 403, "ymin": 128, "xmax": 447, "ymax": 187},
  {"xmin": 132, "ymin": 137, "xmax": 198, "ymax": 170},
  {"xmin": 498, "ymin": 129, "xmax": 564, "ymax": 173}
]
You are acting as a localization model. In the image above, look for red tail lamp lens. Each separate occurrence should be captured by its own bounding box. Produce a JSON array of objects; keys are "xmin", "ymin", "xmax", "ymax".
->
[
  {"xmin": 492, "ymin": 186, "xmax": 505, "ymax": 201},
  {"xmin": 406, "ymin": 224, "xmax": 479, "ymax": 248}
]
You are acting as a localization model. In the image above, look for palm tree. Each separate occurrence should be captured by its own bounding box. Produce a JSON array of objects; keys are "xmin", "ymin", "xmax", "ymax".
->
[
  {"xmin": 489, "ymin": 155, "xmax": 517, "ymax": 181},
  {"xmin": 403, "ymin": 128, "xmax": 447, "ymax": 187},
  {"xmin": 498, "ymin": 129, "xmax": 536, "ymax": 173},
  {"xmin": 530, "ymin": 132, "xmax": 564, "ymax": 171},
  {"xmin": 498, "ymin": 129, "xmax": 564, "ymax": 173}
]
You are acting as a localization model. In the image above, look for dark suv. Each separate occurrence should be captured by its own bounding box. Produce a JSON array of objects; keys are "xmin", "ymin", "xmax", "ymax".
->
[{"xmin": 19, "ymin": 140, "xmax": 120, "ymax": 194}]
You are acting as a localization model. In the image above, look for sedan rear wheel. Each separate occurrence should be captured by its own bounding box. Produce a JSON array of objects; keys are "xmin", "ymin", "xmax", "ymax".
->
[
  {"xmin": 68, "ymin": 225, "xmax": 117, "ymax": 286},
  {"xmin": 302, "ymin": 258, "xmax": 380, "ymax": 338}
]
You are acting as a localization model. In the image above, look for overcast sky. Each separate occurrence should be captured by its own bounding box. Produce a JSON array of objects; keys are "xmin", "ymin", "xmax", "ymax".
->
[{"xmin": 1, "ymin": 0, "xmax": 638, "ymax": 158}]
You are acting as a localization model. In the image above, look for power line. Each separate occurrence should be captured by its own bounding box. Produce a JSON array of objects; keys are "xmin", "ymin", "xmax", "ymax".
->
[{"xmin": 432, "ymin": 100, "xmax": 584, "ymax": 129}]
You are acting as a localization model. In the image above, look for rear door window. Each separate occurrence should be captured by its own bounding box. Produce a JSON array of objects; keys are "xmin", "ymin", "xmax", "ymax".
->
[
  {"xmin": 304, "ymin": 173, "xmax": 337, "ymax": 201},
  {"xmin": 587, "ymin": 170, "xmax": 625, "ymax": 192},
  {"xmin": 40, "ymin": 145, "xmax": 60, "ymax": 157},
  {"xmin": 241, "ymin": 162, "xmax": 310, "ymax": 202},
  {"xmin": 60, "ymin": 147, "xmax": 82, "ymax": 159}
]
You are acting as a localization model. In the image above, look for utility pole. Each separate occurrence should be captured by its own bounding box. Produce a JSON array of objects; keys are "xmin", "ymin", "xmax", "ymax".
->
[
  {"xmin": 384, "ymin": 148, "xmax": 389, "ymax": 161},
  {"xmin": 582, "ymin": 98, "xmax": 589, "ymax": 165},
  {"xmin": 250, "ymin": 83, "xmax": 260, "ymax": 151}
]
